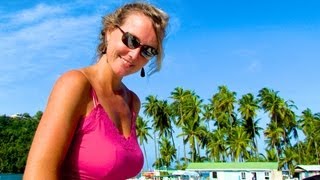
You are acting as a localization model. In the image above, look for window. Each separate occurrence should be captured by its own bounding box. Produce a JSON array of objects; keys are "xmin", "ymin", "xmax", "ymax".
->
[
  {"xmin": 241, "ymin": 172, "xmax": 246, "ymax": 180},
  {"xmin": 251, "ymin": 172, "xmax": 257, "ymax": 180},
  {"xmin": 212, "ymin": 171, "xmax": 217, "ymax": 178},
  {"xmin": 265, "ymin": 171, "xmax": 270, "ymax": 180}
]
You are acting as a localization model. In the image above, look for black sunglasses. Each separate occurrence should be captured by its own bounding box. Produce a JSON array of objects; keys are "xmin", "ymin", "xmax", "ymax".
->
[{"xmin": 116, "ymin": 25, "xmax": 158, "ymax": 59}]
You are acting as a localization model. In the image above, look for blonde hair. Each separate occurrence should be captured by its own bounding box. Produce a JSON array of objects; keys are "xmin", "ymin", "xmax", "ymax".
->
[{"xmin": 97, "ymin": 2, "xmax": 169, "ymax": 75}]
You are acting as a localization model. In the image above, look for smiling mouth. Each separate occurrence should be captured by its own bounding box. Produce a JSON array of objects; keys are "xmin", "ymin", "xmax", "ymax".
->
[{"xmin": 122, "ymin": 57, "xmax": 134, "ymax": 66}]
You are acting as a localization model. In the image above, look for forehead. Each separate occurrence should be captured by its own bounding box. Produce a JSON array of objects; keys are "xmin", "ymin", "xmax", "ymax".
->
[
  {"xmin": 122, "ymin": 13, "xmax": 153, "ymax": 28},
  {"xmin": 121, "ymin": 13, "xmax": 157, "ymax": 46}
]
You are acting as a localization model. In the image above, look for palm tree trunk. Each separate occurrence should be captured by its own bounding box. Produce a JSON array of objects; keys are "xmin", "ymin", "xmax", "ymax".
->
[
  {"xmin": 170, "ymin": 131, "xmax": 176, "ymax": 148},
  {"xmin": 180, "ymin": 107, "xmax": 187, "ymax": 165},
  {"xmin": 191, "ymin": 138, "xmax": 196, "ymax": 162},
  {"xmin": 297, "ymin": 140, "xmax": 301, "ymax": 164},
  {"xmin": 183, "ymin": 135, "xmax": 187, "ymax": 164},
  {"xmin": 276, "ymin": 146, "xmax": 280, "ymax": 170},
  {"xmin": 315, "ymin": 141, "xmax": 319, "ymax": 164},
  {"xmin": 142, "ymin": 143, "xmax": 149, "ymax": 170},
  {"xmin": 154, "ymin": 132, "xmax": 158, "ymax": 166},
  {"xmin": 196, "ymin": 140, "xmax": 200, "ymax": 161},
  {"xmin": 253, "ymin": 124, "xmax": 259, "ymax": 159}
]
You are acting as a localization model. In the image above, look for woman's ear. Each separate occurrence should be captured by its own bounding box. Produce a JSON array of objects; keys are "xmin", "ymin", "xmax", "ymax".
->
[
  {"xmin": 106, "ymin": 27, "xmax": 116, "ymax": 42},
  {"xmin": 106, "ymin": 30, "xmax": 111, "ymax": 42}
]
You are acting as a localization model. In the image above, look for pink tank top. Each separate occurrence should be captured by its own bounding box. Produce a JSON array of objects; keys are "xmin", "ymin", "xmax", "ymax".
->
[{"xmin": 62, "ymin": 88, "xmax": 144, "ymax": 179}]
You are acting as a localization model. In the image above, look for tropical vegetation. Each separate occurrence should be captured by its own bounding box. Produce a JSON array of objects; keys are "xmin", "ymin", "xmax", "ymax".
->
[
  {"xmin": 137, "ymin": 86, "xmax": 320, "ymax": 176},
  {"xmin": 0, "ymin": 112, "xmax": 41, "ymax": 173}
]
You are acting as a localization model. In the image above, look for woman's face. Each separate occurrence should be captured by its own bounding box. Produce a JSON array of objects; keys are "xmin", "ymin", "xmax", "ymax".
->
[{"xmin": 106, "ymin": 13, "xmax": 157, "ymax": 77}]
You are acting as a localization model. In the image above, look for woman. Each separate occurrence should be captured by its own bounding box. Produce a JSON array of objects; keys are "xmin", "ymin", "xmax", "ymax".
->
[{"xmin": 24, "ymin": 2, "xmax": 169, "ymax": 179}]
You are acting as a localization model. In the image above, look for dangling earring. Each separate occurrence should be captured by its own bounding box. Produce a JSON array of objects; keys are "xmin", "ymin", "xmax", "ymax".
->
[{"xmin": 140, "ymin": 67, "xmax": 145, "ymax": 77}]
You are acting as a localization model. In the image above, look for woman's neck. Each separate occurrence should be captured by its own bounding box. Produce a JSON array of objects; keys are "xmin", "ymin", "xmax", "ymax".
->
[{"xmin": 91, "ymin": 57, "xmax": 124, "ymax": 95}]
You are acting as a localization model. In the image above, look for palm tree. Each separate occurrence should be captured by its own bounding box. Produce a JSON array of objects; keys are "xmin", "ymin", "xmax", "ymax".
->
[
  {"xmin": 258, "ymin": 87, "xmax": 297, "ymax": 158},
  {"xmin": 152, "ymin": 100, "xmax": 174, "ymax": 139},
  {"xmin": 211, "ymin": 85, "xmax": 237, "ymax": 129},
  {"xmin": 180, "ymin": 92, "xmax": 205, "ymax": 162},
  {"xmin": 264, "ymin": 121, "xmax": 284, "ymax": 164},
  {"xmin": 258, "ymin": 88, "xmax": 285, "ymax": 126},
  {"xmin": 170, "ymin": 88, "xmax": 200, "ymax": 164},
  {"xmin": 143, "ymin": 96, "xmax": 175, "ymax": 163},
  {"xmin": 183, "ymin": 93, "xmax": 203, "ymax": 125},
  {"xmin": 170, "ymin": 87, "xmax": 192, "ymax": 126},
  {"xmin": 152, "ymin": 158, "xmax": 164, "ymax": 170},
  {"xmin": 281, "ymin": 101, "xmax": 298, "ymax": 147},
  {"xmin": 227, "ymin": 126, "xmax": 252, "ymax": 162},
  {"xmin": 299, "ymin": 109, "xmax": 317, "ymax": 135},
  {"xmin": 207, "ymin": 128, "xmax": 228, "ymax": 162},
  {"xmin": 314, "ymin": 119, "xmax": 320, "ymax": 164},
  {"xmin": 202, "ymin": 103, "xmax": 213, "ymax": 131},
  {"xmin": 136, "ymin": 116, "xmax": 153, "ymax": 170},
  {"xmin": 178, "ymin": 119, "xmax": 206, "ymax": 162},
  {"xmin": 279, "ymin": 146, "xmax": 299, "ymax": 175},
  {"xmin": 143, "ymin": 95, "xmax": 160, "ymax": 161},
  {"xmin": 265, "ymin": 148, "xmax": 278, "ymax": 162},
  {"xmin": 159, "ymin": 137, "xmax": 177, "ymax": 169},
  {"xmin": 299, "ymin": 109, "xmax": 320, "ymax": 164},
  {"xmin": 238, "ymin": 93, "xmax": 262, "ymax": 157}
]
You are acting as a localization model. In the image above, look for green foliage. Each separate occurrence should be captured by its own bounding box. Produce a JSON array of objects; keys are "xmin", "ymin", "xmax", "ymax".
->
[
  {"xmin": 0, "ymin": 113, "xmax": 39, "ymax": 173},
  {"xmin": 142, "ymin": 86, "xmax": 320, "ymax": 171}
]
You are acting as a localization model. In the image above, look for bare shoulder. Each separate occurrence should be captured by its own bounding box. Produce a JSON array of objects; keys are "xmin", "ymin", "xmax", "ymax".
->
[
  {"xmin": 52, "ymin": 70, "xmax": 90, "ymax": 97},
  {"xmin": 47, "ymin": 69, "xmax": 91, "ymax": 118},
  {"xmin": 55, "ymin": 70, "xmax": 89, "ymax": 88}
]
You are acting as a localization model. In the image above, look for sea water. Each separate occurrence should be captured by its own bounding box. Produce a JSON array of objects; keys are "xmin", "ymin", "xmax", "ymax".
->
[{"xmin": 0, "ymin": 174, "xmax": 23, "ymax": 180}]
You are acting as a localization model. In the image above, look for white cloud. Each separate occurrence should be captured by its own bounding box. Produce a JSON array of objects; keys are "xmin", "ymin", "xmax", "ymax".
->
[
  {"xmin": 0, "ymin": 3, "xmax": 102, "ymax": 87},
  {"xmin": 231, "ymin": 49, "xmax": 262, "ymax": 73},
  {"xmin": 248, "ymin": 60, "xmax": 262, "ymax": 73},
  {"xmin": 12, "ymin": 4, "xmax": 66, "ymax": 24},
  {"xmin": 0, "ymin": 1, "xmax": 174, "ymax": 88}
]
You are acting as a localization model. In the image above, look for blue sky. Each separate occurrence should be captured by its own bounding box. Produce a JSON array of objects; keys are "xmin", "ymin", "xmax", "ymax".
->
[{"xmin": 1, "ymin": 0, "xmax": 320, "ymax": 167}]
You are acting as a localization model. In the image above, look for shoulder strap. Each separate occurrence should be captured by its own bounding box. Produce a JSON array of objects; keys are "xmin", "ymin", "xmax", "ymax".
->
[
  {"xmin": 91, "ymin": 88, "xmax": 99, "ymax": 107},
  {"xmin": 77, "ymin": 69, "xmax": 99, "ymax": 107}
]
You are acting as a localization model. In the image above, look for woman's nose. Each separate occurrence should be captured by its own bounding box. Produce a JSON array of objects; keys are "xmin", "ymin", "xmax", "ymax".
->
[{"xmin": 128, "ymin": 47, "xmax": 141, "ymax": 60}]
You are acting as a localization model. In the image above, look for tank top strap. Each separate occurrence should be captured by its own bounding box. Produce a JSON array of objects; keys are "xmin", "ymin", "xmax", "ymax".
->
[
  {"xmin": 127, "ymin": 88, "xmax": 136, "ymax": 119},
  {"xmin": 91, "ymin": 88, "xmax": 99, "ymax": 107}
]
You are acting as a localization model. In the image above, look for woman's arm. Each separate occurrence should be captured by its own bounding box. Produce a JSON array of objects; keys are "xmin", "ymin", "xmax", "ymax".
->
[{"xmin": 24, "ymin": 70, "xmax": 90, "ymax": 179}]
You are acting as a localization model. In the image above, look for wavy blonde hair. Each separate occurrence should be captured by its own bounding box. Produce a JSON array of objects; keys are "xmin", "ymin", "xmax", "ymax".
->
[{"xmin": 97, "ymin": 2, "xmax": 169, "ymax": 75}]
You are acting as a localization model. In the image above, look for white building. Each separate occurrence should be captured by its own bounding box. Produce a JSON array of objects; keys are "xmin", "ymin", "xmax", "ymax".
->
[
  {"xmin": 294, "ymin": 165, "xmax": 320, "ymax": 180},
  {"xmin": 186, "ymin": 162, "xmax": 282, "ymax": 180},
  {"xmin": 171, "ymin": 170, "xmax": 200, "ymax": 180}
]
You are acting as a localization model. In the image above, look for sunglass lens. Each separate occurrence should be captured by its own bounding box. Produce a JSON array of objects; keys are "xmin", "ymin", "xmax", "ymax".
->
[
  {"xmin": 141, "ymin": 46, "xmax": 157, "ymax": 59},
  {"xmin": 123, "ymin": 33, "xmax": 140, "ymax": 49}
]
